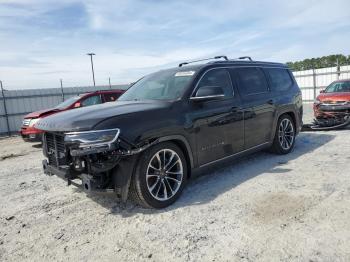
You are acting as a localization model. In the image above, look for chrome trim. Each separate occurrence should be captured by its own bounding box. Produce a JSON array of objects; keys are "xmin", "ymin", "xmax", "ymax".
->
[
  {"xmin": 190, "ymin": 94, "xmax": 225, "ymax": 101},
  {"xmin": 199, "ymin": 142, "xmax": 270, "ymax": 168}
]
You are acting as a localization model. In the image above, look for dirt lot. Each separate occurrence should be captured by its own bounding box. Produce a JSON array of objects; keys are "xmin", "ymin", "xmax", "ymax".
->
[{"xmin": 1, "ymin": 109, "xmax": 350, "ymax": 261}]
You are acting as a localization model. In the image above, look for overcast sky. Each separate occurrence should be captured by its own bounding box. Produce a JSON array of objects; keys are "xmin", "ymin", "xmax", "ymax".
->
[{"xmin": 0, "ymin": 0, "xmax": 349, "ymax": 89}]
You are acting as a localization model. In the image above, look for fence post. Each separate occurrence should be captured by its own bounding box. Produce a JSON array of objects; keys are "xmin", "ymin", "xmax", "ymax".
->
[
  {"xmin": 60, "ymin": 79, "xmax": 64, "ymax": 101},
  {"xmin": 0, "ymin": 80, "xmax": 11, "ymax": 137},
  {"xmin": 312, "ymin": 68, "xmax": 317, "ymax": 101},
  {"xmin": 336, "ymin": 59, "xmax": 340, "ymax": 80}
]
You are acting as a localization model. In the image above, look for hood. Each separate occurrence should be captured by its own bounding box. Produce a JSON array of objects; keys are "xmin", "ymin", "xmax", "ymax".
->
[
  {"xmin": 318, "ymin": 92, "xmax": 350, "ymax": 103},
  {"xmin": 24, "ymin": 108, "xmax": 61, "ymax": 119},
  {"xmin": 35, "ymin": 100, "xmax": 171, "ymax": 132}
]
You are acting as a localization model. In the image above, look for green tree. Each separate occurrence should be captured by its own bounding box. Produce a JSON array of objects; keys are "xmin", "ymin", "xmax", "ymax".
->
[{"xmin": 286, "ymin": 54, "xmax": 349, "ymax": 71}]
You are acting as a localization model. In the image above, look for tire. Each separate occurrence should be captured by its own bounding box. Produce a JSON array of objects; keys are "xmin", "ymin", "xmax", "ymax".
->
[
  {"xmin": 270, "ymin": 114, "xmax": 296, "ymax": 154},
  {"xmin": 129, "ymin": 142, "xmax": 188, "ymax": 208}
]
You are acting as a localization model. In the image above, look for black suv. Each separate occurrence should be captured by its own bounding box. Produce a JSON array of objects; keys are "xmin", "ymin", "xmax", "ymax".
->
[{"xmin": 36, "ymin": 56, "xmax": 303, "ymax": 208}]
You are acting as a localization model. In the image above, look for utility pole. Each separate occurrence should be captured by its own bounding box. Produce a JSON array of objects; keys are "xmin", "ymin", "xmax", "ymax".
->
[
  {"xmin": 60, "ymin": 79, "xmax": 64, "ymax": 101},
  {"xmin": 87, "ymin": 53, "xmax": 96, "ymax": 86},
  {"xmin": 109, "ymin": 77, "xmax": 111, "ymax": 89}
]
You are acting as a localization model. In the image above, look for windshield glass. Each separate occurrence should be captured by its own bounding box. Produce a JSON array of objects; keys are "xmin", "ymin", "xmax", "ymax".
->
[
  {"xmin": 118, "ymin": 69, "xmax": 196, "ymax": 101},
  {"xmin": 325, "ymin": 81, "xmax": 350, "ymax": 93},
  {"xmin": 55, "ymin": 96, "xmax": 81, "ymax": 109}
]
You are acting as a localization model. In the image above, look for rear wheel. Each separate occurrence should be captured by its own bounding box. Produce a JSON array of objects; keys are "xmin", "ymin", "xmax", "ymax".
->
[
  {"xmin": 129, "ymin": 142, "xmax": 187, "ymax": 208},
  {"xmin": 270, "ymin": 114, "xmax": 296, "ymax": 154}
]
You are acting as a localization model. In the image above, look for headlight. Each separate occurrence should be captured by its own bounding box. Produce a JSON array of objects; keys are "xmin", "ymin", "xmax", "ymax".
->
[
  {"xmin": 64, "ymin": 128, "xmax": 120, "ymax": 148},
  {"xmin": 29, "ymin": 118, "xmax": 41, "ymax": 127},
  {"xmin": 314, "ymin": 98, "xmax": 321, "ymax": 105}
]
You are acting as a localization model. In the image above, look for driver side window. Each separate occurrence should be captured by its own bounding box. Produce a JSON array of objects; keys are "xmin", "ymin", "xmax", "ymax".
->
[{"xmin": 196, "ymin": 69, "xmax": 234, "ymax": 97}]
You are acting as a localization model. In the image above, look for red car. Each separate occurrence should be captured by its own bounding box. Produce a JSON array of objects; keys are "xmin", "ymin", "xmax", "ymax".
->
[
  {"xmin": 313, "ymin": 79, "xmax": 350, "ymax": 126},
  {"xmin": 20, "ymin": 90, "xmax": 124, "ymax": 142}
]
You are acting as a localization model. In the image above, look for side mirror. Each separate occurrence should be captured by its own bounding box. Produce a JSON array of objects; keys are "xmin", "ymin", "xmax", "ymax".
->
[
  {"xmin": 74, "ymin": 102, "xmax": 81, "ymax": 108},
  {"xmin": 190, "ymin": 86, "xmax": 225, "ymax": 102},
  {"xmin": 320, "ymin": 90, "xmax": 325, "ymax": 93}
]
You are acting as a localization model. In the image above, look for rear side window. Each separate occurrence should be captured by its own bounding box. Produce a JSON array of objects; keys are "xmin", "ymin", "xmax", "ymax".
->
[
  {"xmin": 236, "ymin": 67, "xmax": 268, "ymax": 95},
  {"xmin": 266, "ymin": 68, "xmax": 293, "ymax": 91},
  {"xmin": 197, "ymin": 68, "xmax": 233, "ymax": 97},
  {"xmin": 81, "ymin": 95, "xmax": 102, "ymax": 107},
  {"xmin": 104, "ymin": 93, "xmax": 120, "ymax": 102}
]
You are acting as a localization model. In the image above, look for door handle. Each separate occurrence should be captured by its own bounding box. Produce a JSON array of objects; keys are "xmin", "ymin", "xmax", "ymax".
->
[{"xmin": 267, "ymin": 99, "xmax": 275, "ymax": 105}]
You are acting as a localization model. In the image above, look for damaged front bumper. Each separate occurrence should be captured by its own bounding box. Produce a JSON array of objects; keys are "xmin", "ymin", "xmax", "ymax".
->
[
  {"xmin": 312, "ymin": 102, "xmax": 350, "ymax": 130},
  {"xmin": 42, "ymin": 159, "xmax": 116, "ymax": 193},
  {"xmin": 41, "ymin": 131, "xmax": 157, "ymax": 201}
]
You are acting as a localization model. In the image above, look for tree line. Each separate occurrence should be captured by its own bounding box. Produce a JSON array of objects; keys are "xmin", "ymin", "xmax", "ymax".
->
[{"xmin": 286, "ymin": 54, "xmax": 350, "ymax": 71}]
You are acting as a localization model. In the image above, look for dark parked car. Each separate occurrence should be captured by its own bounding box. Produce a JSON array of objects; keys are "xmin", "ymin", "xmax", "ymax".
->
[
  {"xmin": 36, "ymin": 56, "xmax": 303, "ymax": 208},
  {"xmin": 20, "ymin": 90, "xmax": 124, "ymax": 142}
]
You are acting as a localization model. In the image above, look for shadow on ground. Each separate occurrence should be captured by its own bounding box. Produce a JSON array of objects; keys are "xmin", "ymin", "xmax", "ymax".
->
[{"xmin": 85, "ymin": 132, "xmax": 335, "ymax": 217}]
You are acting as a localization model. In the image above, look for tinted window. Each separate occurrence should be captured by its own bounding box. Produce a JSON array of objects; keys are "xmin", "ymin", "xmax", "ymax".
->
[
  {"xmin": 104, "ymin": 93, "xmax": 120, "ymax": 102},
  {"xmin": 196, "ymin": 69, "xmax": 233, "ymax": 97},
  {"xmin": 236, "ymin": 67, "xmax": 268, "ymax": 95},
  {"xmin": 81, "ymin": 95, "xmax": 102, "ymax": 107},
  {"xmin": 266, "ymin": 68, "xmax": 293, "ymax": 91}
]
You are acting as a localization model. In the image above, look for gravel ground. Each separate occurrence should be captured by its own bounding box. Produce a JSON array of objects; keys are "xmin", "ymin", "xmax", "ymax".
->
[{"xmin": 1, "ymin": 106, "xmax": 350, "ymax": 262}]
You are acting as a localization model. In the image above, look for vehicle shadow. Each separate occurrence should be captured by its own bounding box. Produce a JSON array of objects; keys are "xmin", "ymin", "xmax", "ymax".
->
[
  {"xmin": 86, "ymin": 132, "xmax": 335, "ymax": 217},
  {"xmin": 31, "ymin": 143, "xmax": 42, "ymax": 148}
]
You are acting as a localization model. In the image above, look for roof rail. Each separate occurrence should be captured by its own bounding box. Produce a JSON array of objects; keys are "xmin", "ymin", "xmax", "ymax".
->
[
  {"xmin": 179, "ymin": 55, "xmax": 228, "ymax": 67},
  {"xmin": 237, "ymin": 56, "xmax": 252, "ymax": 61}
]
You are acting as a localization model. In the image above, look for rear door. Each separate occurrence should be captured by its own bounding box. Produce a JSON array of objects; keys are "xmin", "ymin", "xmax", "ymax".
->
[{"xmin": 233, "ymin": 67, "xmax": 276, "ymax": 149}]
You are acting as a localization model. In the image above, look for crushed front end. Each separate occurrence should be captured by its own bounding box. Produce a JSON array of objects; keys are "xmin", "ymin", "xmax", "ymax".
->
[
  {"xmin": 313, "ymin": 100, "xmax": 350, "ymax": 129},
  {"xmin": 41, "ymin": 129, "xmax": 145, "ymax": 201}
]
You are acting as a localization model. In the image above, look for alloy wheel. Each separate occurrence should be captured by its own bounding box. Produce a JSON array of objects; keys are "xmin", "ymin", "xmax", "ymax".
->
[
  {"xmin": 278, "ymin": 118, "xmax": 295, "ymax": 150},
  {"xmin": 146, "ymin": 149, "xmax": 184, "ymax": 201}
]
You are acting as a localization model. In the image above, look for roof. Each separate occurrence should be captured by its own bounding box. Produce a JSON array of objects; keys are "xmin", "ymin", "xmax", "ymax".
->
[{"xmin": 164, "ymin": 60, "xmax": 287, "ymax": 73}]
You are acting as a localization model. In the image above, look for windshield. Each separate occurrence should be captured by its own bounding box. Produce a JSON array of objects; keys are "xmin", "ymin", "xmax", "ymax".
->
[
  {"xmin": 55, "ymin": 96, "xmax": 81, "ymax": 109},
  {"xmin": 118, "ymin": 69, "xmax": 195, "ymax": 101},
  {"xmin": 325, "ymin": 81, "xmax": 350, "ymax": 93}
]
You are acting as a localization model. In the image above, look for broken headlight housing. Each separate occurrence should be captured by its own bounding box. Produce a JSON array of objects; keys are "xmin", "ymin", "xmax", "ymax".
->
[{"xmin": 64, "ymin": 128, "xmax": 120, "ymax": 148}]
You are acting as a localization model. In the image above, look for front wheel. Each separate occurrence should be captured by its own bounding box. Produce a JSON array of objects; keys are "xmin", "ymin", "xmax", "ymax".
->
[
  {"xmin": 270, "ymin": 114, "xmax": 296, "ymax": 154},
  {"xmin": 129, "ymin": 142, "xmax": 187, "ymax": 208}
]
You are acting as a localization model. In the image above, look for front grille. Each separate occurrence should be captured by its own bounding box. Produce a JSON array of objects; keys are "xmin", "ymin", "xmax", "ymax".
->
[
  {"xmin": 45, "ymin": 133, "xmax": 67, "ymax": 167},
  {"xmin": 323, "ymin": 100, "xmax": 346, "ymax": 104},
  {"xmin": 23, "ymin": 119, "xmax": 31, "ymax": 126}
]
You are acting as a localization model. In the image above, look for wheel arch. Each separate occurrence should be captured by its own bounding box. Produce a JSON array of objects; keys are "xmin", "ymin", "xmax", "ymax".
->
[
  {"xmin": 271, "ymin": 109, "xmax": 297, "ymax": 141},
  {"xmin": 157, "ymin": 135, "xmax": 194, "ymax": 178}
]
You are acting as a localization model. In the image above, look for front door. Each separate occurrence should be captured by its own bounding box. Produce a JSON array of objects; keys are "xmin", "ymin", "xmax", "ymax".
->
[{"xmin": 189, "ymin": 68, "xmax": 244, "ymax": 166}]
